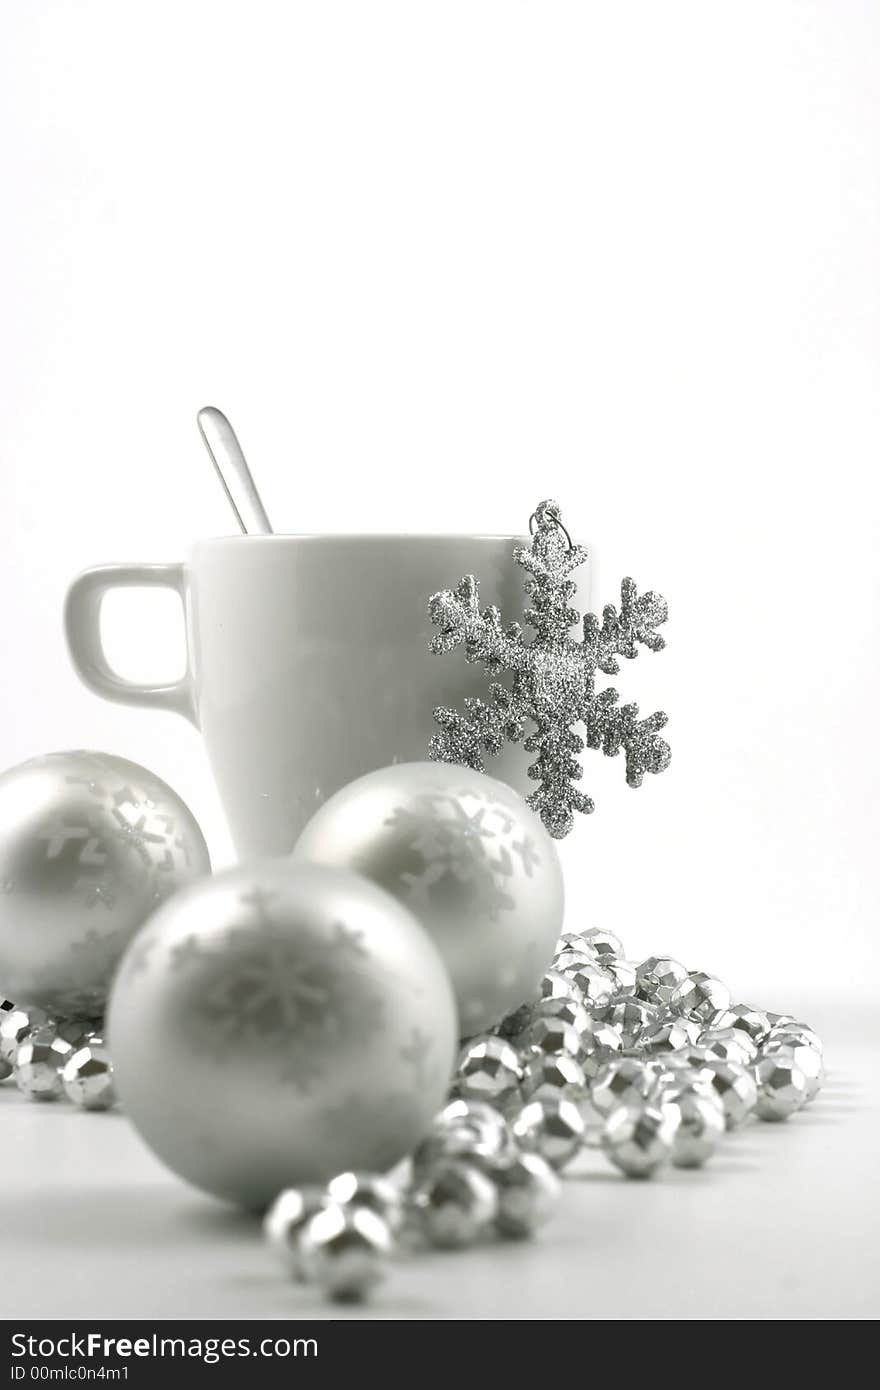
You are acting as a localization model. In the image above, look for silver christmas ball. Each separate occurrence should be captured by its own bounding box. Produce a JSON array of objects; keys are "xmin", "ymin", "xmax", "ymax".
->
[
  {"xmin": 755, "ymin": 1050, "xmax": 812, "ymax": 1120},
  {"xmin": 412, "ymin": 1158, "xmax": 498, "ymax": 1248},
  {"xmin": 456, "ymin": 1035, "xmax": 523, "ymax": 1111},
  {"xmin": 636, "ymin": 1016, "xmax": 701, "ymax": 1055},
  {"xmin": 635, "ymin": 956, "xmax": 689, "ymax": 1008},
  {"xmin": 602, "ymin": 998, "xmax": 661, "ymax": 1049},
  {"xmin": 61, "ymin": 1036, "xmax": 115, "ymax": 1110},
  {"xmin": 511, "ymin": 1098, "xmax": 584, "ymax": 1170},
  {"xmin": 264, "ymin": 1186, "xmax": 329, "ymax": 1278},
  {"xmin": 294, "ymin": 762, "xmax": 564, "ymax": 1034},
  {"xmin": 601, "ymin": 1103, "xmax": 679, "ymax": 1178},
  {"xmin": 590, "ymin": 1056, "xmax": 658, "ymax": 1114},
  {"xmin": 108, "ymin": 861, "xmax": 457, "ymax": 1208},
  {"xmin": 762, "ymin": 1038, "xmax": 824, "ymax": 1103},
  {"xmin": 727, "ymin": 1004, "xmax": 773, "ymax": 1046},
  {"xmin": 662, "ymin": 1085, "xmax": 726, "ymax": 1167},
  {"xmin": 0, "ymin": 751, "xmax": 210, "ymax": 1017},
  {"xmin": 520, "ymin": 1050, "xmax": 587, "ymax": 1103},
  {"xmin": 669, "ymin": 971, "xmax": 732, "ymax": 1024},
  {"xmin": 492, "ymin": 1151, "xmax": 560, "ymax": 1239},
  {"xmin": 299, "ymin": 1203, "xmax": 394, "ymax": 1300},
  {"xmin": 702, "ymin": 1060, "xmax": 758, "ymax": 1129},
  {"xmin": 13, "ymin": 1024, "xmax": 74, "ymax": 1100}
]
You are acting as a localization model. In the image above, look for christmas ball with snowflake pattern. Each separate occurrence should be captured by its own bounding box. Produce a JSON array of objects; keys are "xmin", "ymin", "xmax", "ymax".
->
[
  {"xmin": 107, "ymin": 860, "xmax": 457, "ymax": 1209},
  {"xmin": 294, "ymin": 762, "xmax": 564, "ymax": 1034},
  {"xmin": 0, "ymin": 751, "xmax": 210, "ymax": 1017}
]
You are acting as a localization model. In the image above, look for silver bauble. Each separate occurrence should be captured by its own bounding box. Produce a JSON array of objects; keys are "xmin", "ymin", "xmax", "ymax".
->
[
  {"xmin": 294, "ymin": 762, "xmax": 564, "ymax": 1034},
  {"xmin": 601, "ymin": 1102, "xmax": 679, "ymax": 1178},
  {"xmin": 754, "ymin": 1050, "xmax": 812, "ymax": 1120},
  {"xmin": 107, "ymin": 861, "xmax": 457, "ymax": 1209},
  {"xmin": 0, "ymin": 751, "xmax": 209, "ymax": 1017}
]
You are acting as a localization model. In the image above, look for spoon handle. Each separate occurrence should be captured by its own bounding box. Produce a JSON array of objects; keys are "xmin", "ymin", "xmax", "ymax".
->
[{"xmin": 197, "ymin": 406, "xmax": 273, "ymax": 535}]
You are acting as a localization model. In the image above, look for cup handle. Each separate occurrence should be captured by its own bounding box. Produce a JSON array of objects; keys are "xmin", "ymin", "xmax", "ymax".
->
[{"xmin": 64, "ymin": 563, "xmax": 198, "ymax": 726}]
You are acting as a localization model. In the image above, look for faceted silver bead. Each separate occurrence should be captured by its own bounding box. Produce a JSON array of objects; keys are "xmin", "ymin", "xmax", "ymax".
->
[
  {"xmin": 765, "ymin": 1012, "xmax": 797, "ymax": 1032},
  {"xmin": 702, "ymin": 1060, "xmax": 758, "ymax": 1129},
  {"xmin": 412, "ymin": 1158, "xmax": 498, "ymax": 1248},
  {"xmin": 520, "ymin": 1050, "xmax": 587, "ymax": 1103},
  {"xmin": 637, "ymin": 1016, "xmax": 701, "ymax": 1054},
  {"xmin": 539, "ymin": 969, "xmax": 582, "ymax": 1004},
  {"xmin": 414, "ymin": 1100, "xmax": 514, "ymax": 1176},
  {"xmin": 727, "ymin": 1004, "xmax": 773, "ymax": 1045},
  {"xmin": 514, "ymin": 1015, "xmax": 583, "ymax": 1061},
  {"xmin": 568, "ymin": 961, "xmax": 615, "ymax": 1010},
  {"xmin": 662, "ymin": 1084, "xmax": 726, "ymax": 1167},
  {"xmin": 497, "ymin": 999, "xmax": 539, "ymax": 1038},
  {"xmin": 456, "ymin": 1035, "xmax": 523, "ymax": 1110},
  {"xmin": 264, "ymin": 1186, "xmax": 329, "ymax": 1278},
  {"xmin": 578, "ymin": 927, "xmax": 624, "ymax": 958},
  {"xmin": 299, "ymin": 1203, "xmax": 393, "ymax": 1300},
  {"xmin": 0, "ymin": 1004, "xmax": 50, "ymax": 1066},
  {"xmin": 553, "ymin": 949, "xmax": 596, "ymax": 974},
  {"xmin": 635, "ymin": 956, "xmax": 689, "ymax": 1008},
  {"xmin": 602, "ymin": 958, "xmax": 638, "ymax": 998},
  {"xmin": 697, "ymin": 1026, "xmax": 758, "ymax": 1066},
  {"xmin": 669, "ymin": 972, "xmax": 732, "ymax": 1024},
  {"xmin": 13, "ymin": 1025, "xmax": 74, "ymax": 1100},
  {"xmin": 492, "ymin": 1151, "xmax": 560, "ymax": 1238},
  {"xmin": 590, "ymin": 1056, "xmax": 658, "ymax": 1114},
  {"xmin": 762, "ymin": 1038, "xmax": 824, "ymax": 1103},
  {"xmin": 601, "ymin": 1102, "xmax": 679, "ymax": 1178},
  {"xmin": 326, "ymin": 1171, "xmax": 405, "ymax": 1234},
  {"xmin": 0, "ymin": 1000, "xmax": 15, "ymax": 1079},
  {"xmin": 577, "ymin": 1017, "xmax": 624, "ymax": 1079},
  {"xmin": 530, "ymin": 993, "xmax": 593, "ymax": 1037},
  {"xmin": 767, "ymin": 1021, "xmax": 823, "ymax": 1055},
  {"xmin": 61, "ymin": 1037, "xmax": 115, "ymax": 1111},
  {"xmin": 512, "ymin": 1097, "xmax": 584, "ymax": 1170},
  {"xmin": 755, "ymin": 1050, "xmax": 812, "ymax": 1120},
  {"xmin": 603, "ymin": 998, "xmax": 661, "ymax": 1049}
]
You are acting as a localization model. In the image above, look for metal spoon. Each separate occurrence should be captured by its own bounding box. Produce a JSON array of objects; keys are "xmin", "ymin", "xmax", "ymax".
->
[{"xmin": 197, "ymin": 406, "xmax": 273, "ymax": 535}]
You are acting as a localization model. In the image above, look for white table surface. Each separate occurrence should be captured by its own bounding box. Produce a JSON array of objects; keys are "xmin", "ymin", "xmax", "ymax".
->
[{"xmin": 2, "ymin": 1001, "xmax": 877, "ymax": 1322}]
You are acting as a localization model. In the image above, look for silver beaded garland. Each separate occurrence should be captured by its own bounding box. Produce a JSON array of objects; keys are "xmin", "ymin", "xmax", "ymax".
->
[{"xmin": 520, "ymin": 1050, "xmax": 587, "ymax": 1103}]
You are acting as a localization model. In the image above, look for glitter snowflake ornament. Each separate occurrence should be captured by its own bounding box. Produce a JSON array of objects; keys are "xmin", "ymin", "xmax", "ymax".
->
[{"xmin": 427, "ymin": 500, "xmax": 671, "ymax": 837}]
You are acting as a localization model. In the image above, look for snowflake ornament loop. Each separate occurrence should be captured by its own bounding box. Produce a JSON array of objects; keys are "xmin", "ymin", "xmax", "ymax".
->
[{"xmin": 427, "ymin": 499, "xmax": 671, "ymax": 839}]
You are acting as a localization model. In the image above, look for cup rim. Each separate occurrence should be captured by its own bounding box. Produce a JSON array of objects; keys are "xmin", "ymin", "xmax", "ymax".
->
[{"xmin": 192, "ymin": 532, "xmax": 530, "ymax": 547}]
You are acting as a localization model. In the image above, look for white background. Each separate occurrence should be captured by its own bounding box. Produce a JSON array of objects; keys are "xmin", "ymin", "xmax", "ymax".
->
[{"xmin": 2, "ymin": 0, "xmax": 878, "ymax": 1020}]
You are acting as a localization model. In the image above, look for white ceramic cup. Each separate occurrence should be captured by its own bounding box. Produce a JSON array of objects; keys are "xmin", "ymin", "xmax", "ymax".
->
[{"xmin": 65, "ymin": 534, "xmax": 592, "ymax": 859}]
